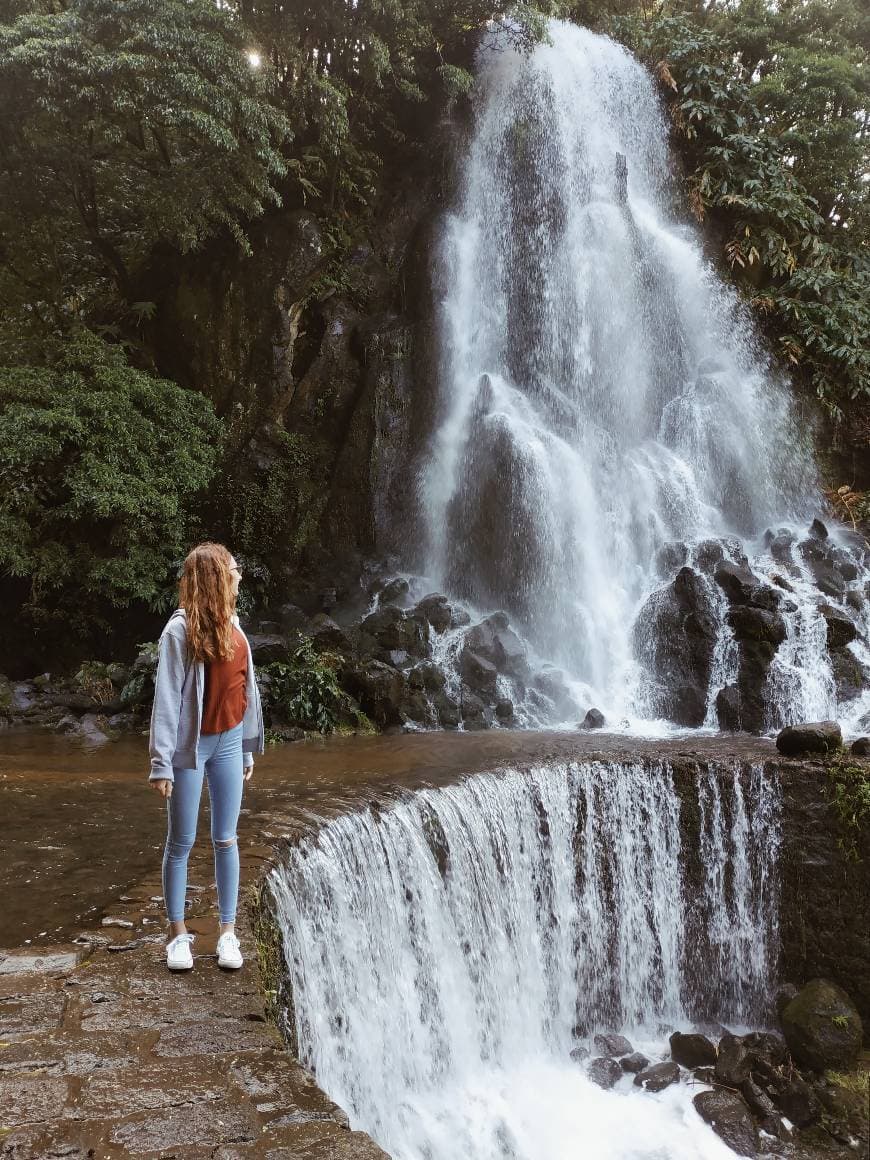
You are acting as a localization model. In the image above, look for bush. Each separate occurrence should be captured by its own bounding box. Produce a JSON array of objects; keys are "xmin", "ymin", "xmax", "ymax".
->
[
  {"xmin": 0, "ymin": 332, "xmax": 220, "ymax": 633},
  {"xmin": 262, "ymin": 640, "xmax": 360, "ymax": 735}
]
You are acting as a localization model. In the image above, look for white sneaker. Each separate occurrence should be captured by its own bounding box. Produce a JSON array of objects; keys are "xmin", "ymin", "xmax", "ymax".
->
[
  {"xmin": 166, "ymin": 932, "xmax": 195, "ymax": 971},
  {"xmin": 216, "ymin": 931, "xmax": 243, "ymax": 970}
]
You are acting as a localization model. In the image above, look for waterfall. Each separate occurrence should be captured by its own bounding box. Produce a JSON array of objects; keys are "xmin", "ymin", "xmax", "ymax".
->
[
  {"xmin": 413, "ymin": 21, "xmax": 870, "ymax": 731},
  {"xmin": 269, "ymin": 759, "xmax": 781, "ymax": 1159}
]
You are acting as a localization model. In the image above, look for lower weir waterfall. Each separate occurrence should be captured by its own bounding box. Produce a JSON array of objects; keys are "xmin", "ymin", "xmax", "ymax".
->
[
  {"xmin": 270, "ymin": 760, "xmax": 781, "ymax": 1159},
  {"xmin": 409, "ymin": 22, "xmax": 870, "ymax": 734}
]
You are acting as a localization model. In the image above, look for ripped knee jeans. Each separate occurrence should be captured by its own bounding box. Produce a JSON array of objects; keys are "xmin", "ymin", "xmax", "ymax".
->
[{"xmin": 162, "ymin": 722, "xmax": 244, "ymax": 924}]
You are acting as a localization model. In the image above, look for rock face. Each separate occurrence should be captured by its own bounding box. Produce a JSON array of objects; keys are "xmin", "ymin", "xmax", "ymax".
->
[
  {"xmin": 775, "ymin": 721, "xmax": 843, "ymax": 756},
  {"xmin": 780, "ymin": 978, "xmax": 863, "ymax": 1071},
  {"xmin": 693, "ymin": 1090, "xmax": 757, "ymax": 1157}
]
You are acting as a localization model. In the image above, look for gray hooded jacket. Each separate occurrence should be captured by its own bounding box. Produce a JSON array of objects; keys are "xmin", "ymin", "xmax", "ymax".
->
[{"xmin": 148, "ymin": 609, "xmax": 264, "ymax": 782}]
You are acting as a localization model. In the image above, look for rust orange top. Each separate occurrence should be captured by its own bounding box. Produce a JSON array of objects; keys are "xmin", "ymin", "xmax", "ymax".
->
[{"xmin": 201, "ymin": 627, "xmax": 248, "ymax": 735}]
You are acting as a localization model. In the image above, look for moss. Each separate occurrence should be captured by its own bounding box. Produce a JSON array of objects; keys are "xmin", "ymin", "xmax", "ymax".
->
[
  {"xmin": 824, "ymin": 756, "xmax": 870, "ymax": 861},
  {"xmin": 825, "ymin": 1068, "xmax": 870, "ymax": 1095},
  {"xmin": 247, "ymin": 878, "xmax": 298, "ymax": 1057}
]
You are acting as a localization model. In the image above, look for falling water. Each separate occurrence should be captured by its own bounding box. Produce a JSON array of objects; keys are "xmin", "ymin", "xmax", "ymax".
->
[
  {"xmin": 270, "ymin": 759, "xmax": 781, "ymax": 1160},
  {"xmin": 415, "ymin": 22, "xmax": 870, "ymax": 729}
]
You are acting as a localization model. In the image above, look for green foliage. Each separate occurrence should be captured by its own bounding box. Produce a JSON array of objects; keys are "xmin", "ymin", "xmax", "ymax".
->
[
  {"xmin": 261, "ymin": 640, "xmax": 348, "ymax": 734},
  {"xmin": 614, "ymin": 1, "xmax": 870, "ymax": 421},
  {"xmin": 220, "ymin": 424, "xmax": 327, "ymax": 565},
  {"xmin": 0, "ymin": 0, "xmax": 290, "ymax": 356},
  {"xmin": 0, "ymin": 331, "xmax": 220, "ymax": 630},
  {"xmin": 825, "ymin": 756, "xmax": 870, "ymax": 861}
]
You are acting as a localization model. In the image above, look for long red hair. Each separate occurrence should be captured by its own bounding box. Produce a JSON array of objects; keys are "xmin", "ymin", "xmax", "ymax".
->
[{"xmin": 178, "ymin": 542, "xmax": 237, "ymax": 663}]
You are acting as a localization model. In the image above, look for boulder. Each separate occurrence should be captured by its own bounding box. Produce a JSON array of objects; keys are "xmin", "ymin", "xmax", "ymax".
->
[
  {"xmin": 713, "ymin": 684, "xmax": 741, "ymax": 731},
  {"xmin": 413, "ymin": 594, "xmax": 454, "ymax": 634},
  {"xmin": 633, "ymin": 567, "xmax": 719, "ymax": 727},
  {"xmin": 579, "ymin": 707, "xmax": 605, "ymax": 730},
  {"xmin": 593, "ymin": 1033, "xmax": 633, "ymax": 1058},
  {"xmin": 693, "ymin": 1090, "xmax": 757, "ymax": 1157},
  {"xmin": 246, "ymin": 634, "xmax": 291, "ymax": 665},
  {"xmin": 767, "ymin": 528, "xmax": 797, "ymax": 564},
  {"xmin": 377, "ymin": 577, "xmax": 410, "ymax": 607},
  {"xmin": 742, "ymin": 1031, "xmax": 787, "ymax": 1068},
  {"xmin": 408, "ymin": 663, "xmax": 447, "ymax": 693},
  {"xmin": 459, "ymin": 650, "xmax": 498, "ymax": 697},
  {"xmin": 309, "ymin": 615, "xmax": 351, "ymax": 653},
  {"xmin": 830, "ymin": 648, "xmax": 865, "ymax": 700},
  {"xmin": 532, "ymin": 668, "xmax": 574, "ymax": 714},
  {"xmin": 587, "ymin": 1057, "xmax": 623, "ymax": 1090},
  {"xmin": 620, "ymin": 1052, "xmax": 650, "ymax": 1074},
  {"xmin": 851, "ymin": 736, "xmax": 870, "ymax": 756},
  {"xmin": 740, "ymin": 1079, "xmax": 778, "ymax": 1123},
  {"xmin": 715, "ymin": 1034, "xmax": 753, "ymax": 1087},
  {"xmin": 669, "ymin": 1031, "xmax": 717, "ymax": 1068},
  {"xmin": 341, "ymin": 660, "xmax": 407, "ymax": 728},
  {"xmin": 459, "ymin": 688, "xmax": 490, "ymax": 730},
  {"xmin": 432, "ymin": 693, "xmax": 460, "ymax": 729},
  {"xmin": 780, "ymin": 978, "xmax": 863, "ymax": 1071},
  {"xmin": 775, "ymin": 721, "xmax": 842, "ymax": 757},
  {"xmin": 464, "ymin": 612, "xmax": 530, "ymax": 680},
  {"xmin": 495, "ymin": 698, "xmax": 514, "ymax": 721},
  {"xmin": 78, "ymin": 713, "xmax": 112, "ymax": 747},
  {"xmin": 771, "ymin": 1076, "xmax": 821, "ymax": 1127},
  {"xmin": 819, "ymin": 605, "xmax": 857, "ymax": 649},
  {"xmin": 714, "ymin": 561, "xmax": 761, "ymax": 604},
  {"xmin": 569, "ymin": 1043, "xmax": 590, "ymax": 1064},
  {"xmin": 634, "ymin": 1062, "xmax": 681, "ymax": 1093},
  {"xmin": 809, "ymin": 517, "xmax": 829, "ymax": 540},
  {"xmin": 360, "ymin": 607, "xmax": 427, "ymax": 659}
]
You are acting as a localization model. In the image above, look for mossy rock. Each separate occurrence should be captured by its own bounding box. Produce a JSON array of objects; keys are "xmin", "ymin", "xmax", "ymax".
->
[{"xmin": 781, "ymin": 978, "xmax": 863, "ymax": 1071}]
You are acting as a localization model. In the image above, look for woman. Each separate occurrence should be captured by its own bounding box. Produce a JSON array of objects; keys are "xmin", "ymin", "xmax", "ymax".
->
[{"xmin": 148, "ymin": 542, "xmax": 264, "ymax": 972}]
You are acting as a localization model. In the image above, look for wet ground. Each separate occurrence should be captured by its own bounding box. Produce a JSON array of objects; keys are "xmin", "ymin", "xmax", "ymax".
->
[{"xmin": 0, "ymin": 728, "xmax": 779, "ymax": 945}]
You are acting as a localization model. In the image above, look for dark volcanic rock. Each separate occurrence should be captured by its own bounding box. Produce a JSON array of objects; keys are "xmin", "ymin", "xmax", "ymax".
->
[
  {"xmin": 780, "ymin": 978, "xmax": 863, "ymax": 1071},
  {"xmin": 309, "ymin": 615, "xmax": 351, "ymax": 653},
  {"xmin": 669, "ymin": 1031, "xmax": 717, "ymax": 1069},
  {"xmin": 775, "ymin": 721, "xmax": 842, "ymax": 756},
  {"xmin": 464, "ymin": 612, "xmax": 530, "ymax": 681},
  {"xmin": 771, "ymin": 1076, "xmax": 821, "ymax": 1128},
  {"xmin": 243, "ymin": 634, "xmax": 291, "ymax": 664},
  {"xmin": 340, "ymin": 660, "xmax": 407, "ymax": 728},
  {"xmin": 633, "ymin": 567, "xmax": 718, "ymax": 727},
  {"xmin": 819, "ymin": 605, "xmax": 857, "ymax": 649},
  {"xmin": 593, "ymin": 1033, "xmax": 633, "ymax": 1058},
  {"xmin": 634, "ymin": 1062, "xmax": 680, "ymax": 1093},
  {"xmin": 851, "ymin": 736, "xmax": 870, "ymax": 756},
  {"xmin": 620, "ymin": 1052, "xmax": 650, "ymax": 1074},
  {"xmin": 715, "ymin": 1034, "xmax": 752, "ymax": 1087},
  {"xmin": 459, "ymin": 650, "xmax": 498, "ymax": 698},
  {"xmin": 413, "ymin": 594, "xmax": 455, "ymax": 634},
  {"xmin": 360, "ymin": 607, "xmax": 427, "ymax": 659},
  {"xmin": 742, "ymin": 1031, "xmax": 787, "ymax": 1068},
  {"xmin": 693, "ymin": 1090, "xmax": 757, "ymax": 1157},
  {"xmin": 579, "ymin": 707, "xmax": 605, "ymax": 730},
  {"xmin": 587, "ymin": 1057, "xmax": 622, "ymax": 1090}
]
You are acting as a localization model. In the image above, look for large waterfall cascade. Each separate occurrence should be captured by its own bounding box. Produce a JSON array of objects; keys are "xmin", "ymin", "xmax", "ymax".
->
[
  {"xmin": 406, "ymin": 22, "xmax": 870, "ymax": 734},
  {"xmin": 270, "ymin": 759, "xmax": 781, "ymax": 1160}
]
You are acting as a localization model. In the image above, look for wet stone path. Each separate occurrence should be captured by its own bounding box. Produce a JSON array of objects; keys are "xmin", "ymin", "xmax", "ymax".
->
[{"xmin": 0, "ymin": 843, "xmax": 388, "ymax": 1159}]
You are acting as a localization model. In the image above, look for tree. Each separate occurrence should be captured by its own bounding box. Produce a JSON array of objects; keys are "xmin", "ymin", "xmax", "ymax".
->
[
  {"xmin": 0, "ymin": 331, "xmax": 221, "ymax": 632},
  {"xmin": 0, "ymin": 0, "xmax": 290, "ymax": 357}
]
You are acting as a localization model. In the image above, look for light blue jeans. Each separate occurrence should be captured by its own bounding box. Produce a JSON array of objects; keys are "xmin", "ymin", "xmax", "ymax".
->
[{"xmin": 162, "ymin": 722, "xmax": 244, "ymax": 924}]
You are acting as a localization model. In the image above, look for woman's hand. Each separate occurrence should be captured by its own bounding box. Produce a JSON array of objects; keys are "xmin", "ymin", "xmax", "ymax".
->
[
  {"xmin": 150, "ymin": 779, "xmax": 173, "ymax": 799},
  {"xmin": 244, "ymin": 764, "xmax": 254, "ymax": 782}
]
